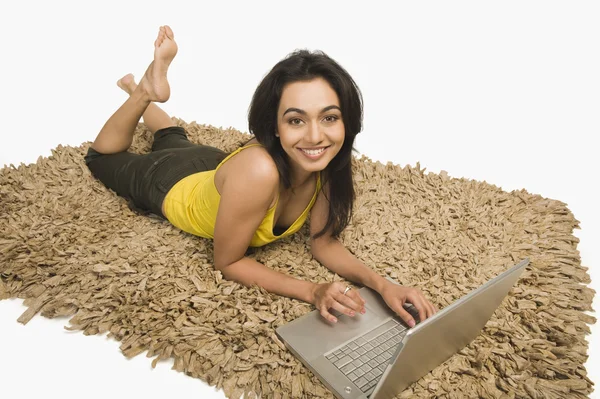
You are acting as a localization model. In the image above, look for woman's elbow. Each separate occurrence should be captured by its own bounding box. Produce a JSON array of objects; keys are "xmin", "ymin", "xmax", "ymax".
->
[
  {"xmin": 213, "ymin": 253, "xmax": 230, "ymax": 274},
  {"xmin": 310, "ymin": 236, "xmax": 336, "ymax": 258}
]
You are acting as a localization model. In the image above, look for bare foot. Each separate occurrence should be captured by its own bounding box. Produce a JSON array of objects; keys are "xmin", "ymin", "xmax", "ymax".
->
[
  {"xmin": 139, "ymin": 25, "xmax": 178, "ymax": 103},
  {"xmin": 116, "ymin": 73, "xmax": 138, "ymax": 95}
]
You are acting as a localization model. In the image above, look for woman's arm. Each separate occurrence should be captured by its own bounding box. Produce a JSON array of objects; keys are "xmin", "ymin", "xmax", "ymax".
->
[
  {"xmin": 212, "ymin": 148, "xmax": 318, "ymax": 304},
  {"xmin": 218, "ymin": 256, "xmax": 315, "ymax": 303},
  {"xmin": 309, "ymin": 180, "xmax": 385, "ymax": 290},
  {"xmin": 310, "ymin": 181, "xmax": 437, "ymax": 326},
  {"xmin": 311, "ymin": 238, "xmax": 388, "ymax": 293}
]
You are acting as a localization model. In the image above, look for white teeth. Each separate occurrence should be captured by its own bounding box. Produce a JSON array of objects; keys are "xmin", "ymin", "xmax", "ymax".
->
[{"xmin": 301, "ymin": 148, "xmax": 325, "ymax": 155}]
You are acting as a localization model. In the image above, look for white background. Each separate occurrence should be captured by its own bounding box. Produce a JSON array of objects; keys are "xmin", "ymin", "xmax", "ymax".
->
[{"xmin": 1, "ymin": 1, "xmax": 598, "ymax": 398}]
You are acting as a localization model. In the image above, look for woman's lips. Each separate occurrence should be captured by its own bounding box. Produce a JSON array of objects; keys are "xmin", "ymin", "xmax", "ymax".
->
[{"xmin": 298, "ymin": 145, "xmax": 329, "ymax": 159}]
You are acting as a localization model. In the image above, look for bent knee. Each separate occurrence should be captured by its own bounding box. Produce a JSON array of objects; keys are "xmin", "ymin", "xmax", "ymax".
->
[{"xmin": 84, "ymin": 146, "xmax": 106, "ymax": 166}]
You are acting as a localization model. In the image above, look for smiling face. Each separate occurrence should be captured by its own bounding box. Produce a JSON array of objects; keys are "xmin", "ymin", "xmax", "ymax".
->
[{"xmin": 276, "ymin": 77, "xmax": 345, "ymax": 176}]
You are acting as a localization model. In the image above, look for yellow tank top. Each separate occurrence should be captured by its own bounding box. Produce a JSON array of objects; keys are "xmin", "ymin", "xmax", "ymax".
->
[{"xmin": 162, "ymin": 143, "xmax": 322, "ymax": 247}]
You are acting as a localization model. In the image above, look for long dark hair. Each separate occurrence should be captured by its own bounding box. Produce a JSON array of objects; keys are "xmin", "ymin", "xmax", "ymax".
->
[{"xmin": 247, "ymin": 49, "xmax": 364, "ymax": 240}]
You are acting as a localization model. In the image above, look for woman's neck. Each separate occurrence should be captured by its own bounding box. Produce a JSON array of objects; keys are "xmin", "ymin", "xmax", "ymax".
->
[{"xmin": 289, "ymin": 164, "xmax": 315, "ymax": 190}]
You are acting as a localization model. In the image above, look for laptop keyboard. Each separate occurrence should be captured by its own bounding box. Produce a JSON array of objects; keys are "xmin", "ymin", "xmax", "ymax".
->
[{"xmin": 325, "ymin": 319, "xmax": 407, "ymax": 395}]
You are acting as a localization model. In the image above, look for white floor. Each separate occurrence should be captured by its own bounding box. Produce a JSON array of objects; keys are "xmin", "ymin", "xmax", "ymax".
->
[{"xmin": 1, "ymin": 2, "xmax": 598, "ymax": 398}]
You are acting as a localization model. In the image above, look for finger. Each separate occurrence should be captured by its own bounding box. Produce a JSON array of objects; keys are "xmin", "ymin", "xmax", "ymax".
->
[
  {"xmin": 395, "ymin": 306, "xmax": 416, "ymax": 328},
  {"xmin": 421, "ymin": 296, "xmax": 437, "ymax": 318},
  {"xmin": 426, "ymin": 301, "xmax": 437, "ymax": 318},
  {"xmin": 330, "ymin": 300, "xmax": 357, "ymax": 317},
  {"xmin": 319, "ymin": 305, "xmax": 338, "ymax": 323},
  {"xmin": 413, "ymin": 297, "xmax": 432, "ymax": 321},
  {"xmin": 350, "ymin": 290, "xmax": 367, "ymax": 311},
  {"xmin": 407, "ymin": 294, "xmax": 427, "ymax": 323},
  {"xmin": 339, "ymin": 291, "xmax": 366, "ymax": 314},
  {"xmin": 421, "ymin": 301, "xmax": 433, "ymax": 319},
  {"xmin": 407, "ymin": 290, "xmax": 432, "ymax": 321},
  {"xmin": 336, "ymin": 295, "xmax": 362, "ymax": 314}
]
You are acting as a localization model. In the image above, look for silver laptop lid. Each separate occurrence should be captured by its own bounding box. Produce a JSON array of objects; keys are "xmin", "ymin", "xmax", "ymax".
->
[{"xmin": 371, "ymin": 258, "xmax": 530, "ymax": 399}]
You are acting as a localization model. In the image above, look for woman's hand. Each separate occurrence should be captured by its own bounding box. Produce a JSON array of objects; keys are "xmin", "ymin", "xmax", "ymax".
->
[
  {"xmin": 310, "ymin": 282, "xmax": 367, "ymax": 323},
  {"xmin": 379, "ymin": 281, "xmax": 438, "ymax": 327}
]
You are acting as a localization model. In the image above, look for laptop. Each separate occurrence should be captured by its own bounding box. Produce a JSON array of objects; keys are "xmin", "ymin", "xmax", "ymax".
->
[{"xmin": 275, "ymin": 258, "xmax": 530, "ymax": 399}]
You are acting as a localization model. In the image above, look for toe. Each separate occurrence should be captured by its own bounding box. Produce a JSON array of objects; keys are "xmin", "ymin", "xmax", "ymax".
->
[
  {"xmin": 164, "ymin": 25, "xmax": 174, "ymax": 39},
  {"xmin": 124, "ymin": 73, "xmax": 135, "ymax": 84},
  {"xmin": 155, "ymin": 27, "xmax": 164, "ymax": 44}
]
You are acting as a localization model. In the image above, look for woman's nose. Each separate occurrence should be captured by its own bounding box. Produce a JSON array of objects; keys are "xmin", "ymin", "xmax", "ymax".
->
[{"xmin": 307, "ymin": 121, "xmax": 324, "ymax": 143}]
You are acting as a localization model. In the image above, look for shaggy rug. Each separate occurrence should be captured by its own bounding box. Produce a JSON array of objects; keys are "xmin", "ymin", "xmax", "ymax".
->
[{"xmin": 0, "ymin": 118, "xmax": 596, "ymax": 399}]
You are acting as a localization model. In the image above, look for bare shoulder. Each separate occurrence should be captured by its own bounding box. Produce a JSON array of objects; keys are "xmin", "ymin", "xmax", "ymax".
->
[
  {"xmin": 216, "ymin": 142, "xmax": 279, "ymax": 201},
  {"xmin": 233, "ymin": 146, "xmax": 278, "ymax": 185}
]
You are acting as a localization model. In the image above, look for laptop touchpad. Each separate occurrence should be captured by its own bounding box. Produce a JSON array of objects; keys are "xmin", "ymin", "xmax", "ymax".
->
[
  {"xmin": 276, "ymin": 287, "xmax": 398, "ymax": 360},
  {"xmin": 332, "ymin": 285, "xmax": 398, "ymax": 318},
  {"xmin": 306, "ymin": 308, "xmax": 387, "ymax": 360}
]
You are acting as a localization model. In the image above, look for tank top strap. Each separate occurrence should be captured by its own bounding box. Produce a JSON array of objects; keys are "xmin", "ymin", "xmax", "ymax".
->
[{"xmin": 215, "ymin": 143, "xmax": 264, "ymax": 172}]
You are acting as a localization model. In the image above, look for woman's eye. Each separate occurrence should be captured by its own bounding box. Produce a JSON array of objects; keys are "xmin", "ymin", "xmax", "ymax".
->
[{"xmin": 288, "ymin": 116, "xmax": 338, "ymax": 125}]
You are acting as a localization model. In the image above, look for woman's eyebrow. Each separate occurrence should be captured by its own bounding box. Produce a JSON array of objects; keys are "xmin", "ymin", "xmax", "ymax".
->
[{"xmin": 283, "ymin": 105, "xmax": 341, "ymax": 116}]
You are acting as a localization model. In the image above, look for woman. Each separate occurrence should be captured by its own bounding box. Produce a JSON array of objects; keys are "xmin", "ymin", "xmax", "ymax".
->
[{"xmin": 85, "ymin": 25, "xmax": 437, "ymax": 327}]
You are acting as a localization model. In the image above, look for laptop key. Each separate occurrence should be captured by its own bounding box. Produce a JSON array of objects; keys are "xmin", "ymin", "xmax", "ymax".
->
[
  {"xmin": 348, "ymin": 371, "xmax": 358, "ymax": 382},
  {"xmin": 368, "ymin": 359, "xmax": 379, "ymax": 369},
  {"xmin": 334, "ymin": 356, "xmax": 352, "ymax": 368},
  {"xmin": 349, "ymin": 351, "xmax": 360, "ymax": 360},
  {"xmin": 341, "ymin": 363, "xmax": 355, "ymax": 374},
  {"xmin": 354, "ymin": 367, "xmax": 366, "ymax": 378},
  {"xmin": 365, "ymin": 371, "xmax": 376, "ymax": 381},
  {"xmin": 355, "ymin": 377, "xmax": 368, "ymax": 389},
  {"xmin": 363, "ymin": 342, "xmax": 374, "ymax": 351},
  {"xmin": 359, "ymin": 354, "xmax": 370, "ymax": 363},
  {"xmin": 348, "ymin": 341, "xmax": 359, "ymax": 350},
  {"xmin": 359, "ymin": 320, "xmax": 398, "ymax": 343}
]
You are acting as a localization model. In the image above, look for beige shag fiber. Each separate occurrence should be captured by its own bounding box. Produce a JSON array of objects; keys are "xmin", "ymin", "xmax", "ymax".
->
[{"xmin": 0, "ymin": 119, "xmax": 596, "ymax": 398}]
